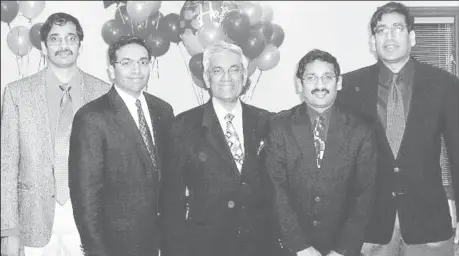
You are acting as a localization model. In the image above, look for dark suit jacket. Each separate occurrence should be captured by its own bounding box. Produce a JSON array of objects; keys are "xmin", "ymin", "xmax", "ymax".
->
[
  {"xmin": 337, "ymin": 58, "xmax": 459, "ymax": 244},
  {"xmin": 69, "ymin": 87, "xmax": 174, "ymax": 256},
  {"xmin": 162, "ymin": 100, "xmax": 282, "ymax": 256},
  {"xmin": 265, "ymin": 103, "xmax": 377, "ymax": 256}
]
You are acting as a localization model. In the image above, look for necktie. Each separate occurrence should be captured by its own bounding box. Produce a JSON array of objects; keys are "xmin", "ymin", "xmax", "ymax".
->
[
  {"xmin": 313, "ymin": 115, "xmax": 326, "ymax": 168},
  {"xmin": 386, "ymin": 74, "xmax": 406, "ymax": 157},
  {"xmin": 224, "ymin": 113, "xmax": 244, "ymax": 171},
  {"xmin": 54, "ymin": 84, "xmax": 72, "ymax": 205},
  {"xmin": 136, "ymin": 99, "xmax": 157, "ymax": 176}
]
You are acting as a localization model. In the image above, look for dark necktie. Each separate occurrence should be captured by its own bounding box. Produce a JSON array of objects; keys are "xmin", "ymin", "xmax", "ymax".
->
[
  {"xmin": 313, "ymin": 115, "xmax": 326, "ymax": 168},
  {"xmin": 54, "ymin": 84, "xmax": 72, "ymax": 205},
  {"xmin": 386, "ymin": 74, "xmax": 406, "ymax": 157},
  {"xmin": 135, "ymin": 99, "xmax": 157, "ymax": 176},
  {"xmin": 224, "ymin": 113, "xmax": 244, "ymax": 171}
]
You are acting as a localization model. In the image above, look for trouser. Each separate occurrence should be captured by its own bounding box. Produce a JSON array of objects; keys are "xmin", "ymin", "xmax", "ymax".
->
[
  {"xmin": 24, "ymin": 201, "xmax": 82, "ymax": 256},
  {"xmin": 361, "ymin": 212, "xmax": 454, "ymax": 256}
]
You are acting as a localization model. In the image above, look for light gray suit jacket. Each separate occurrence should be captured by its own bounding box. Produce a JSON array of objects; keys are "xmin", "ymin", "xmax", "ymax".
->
[{"xmin": 1, "ymin": 69, "xmax": 111, "ymax": 247}]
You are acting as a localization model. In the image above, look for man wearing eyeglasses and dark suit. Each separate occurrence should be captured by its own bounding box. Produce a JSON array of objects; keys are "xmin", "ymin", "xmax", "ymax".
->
[
  {"xmin": 68, "ymin": 36, "xmax": 174, "ymax": 256},
  {"xmin": 265, "ymin": 49, "xmax": 377, "ymax": 256}
]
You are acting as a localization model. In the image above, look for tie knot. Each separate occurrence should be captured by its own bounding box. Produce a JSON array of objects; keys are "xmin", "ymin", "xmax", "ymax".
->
[
  {"xmin": 59, "ymin": 84, "xmax": 71, "ymax": 93},
  {"xmin": 315, "ymin": 115, "xmax": 324, "ymax": 124},
  {"xmin": 135, "ymin": 99, "xmax": 142, "ymax": 108},
  {"xmin": 225, "ymin": 113, "xmax": 235, "ymax": 122},
  {"xmin": 391, "ymin": 73, "xmax": 399, "ymax": 84}
]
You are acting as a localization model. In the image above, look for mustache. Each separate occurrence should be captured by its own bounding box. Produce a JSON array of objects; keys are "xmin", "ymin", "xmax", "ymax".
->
[
  {"xmin": 311, "ymin": 88, "xmax": 329, "ymax": 94},
  {"xmin": 55, "ymin": 49, "xmax": 73, "ymax": 56}
]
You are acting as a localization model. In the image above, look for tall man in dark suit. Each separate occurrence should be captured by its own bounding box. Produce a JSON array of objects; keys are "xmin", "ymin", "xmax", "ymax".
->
[
  {"xmin": 162, "ymin": 41, "xmax": 280, "ymax": 256},
  {"xmin": 265, "ymin": 49, "xmax": 377, "ymax": 256},
  {"xmin": 337, "ymin": 2, "xmax": 459, "ymax": 255},
  {"xmin": 68, "ymin": 36, "xmax": 174, "ymax": 256}
]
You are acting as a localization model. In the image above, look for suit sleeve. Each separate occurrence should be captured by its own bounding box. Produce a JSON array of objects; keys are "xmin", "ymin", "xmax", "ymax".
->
[
  {"xmin": 335, "ymin": 127, "xmax": 377, "ymax": 255},
  {"xmin": 442, "ymin": 76, "xmax": 459, "ymax": 220},
  {"xmin": 1, "ymin": 85, "xmax": 20, "ymax": 235},
  {"xmin": 161, "ymin": 119, "xmax": 188, "ymax": 256},
  {"xmin": 265, "ymin": 119, "xmax": 311, "ymax": 253},
  {"xmin": 69, "ymin": 111, "xmax": 109, "ymax": 256}
]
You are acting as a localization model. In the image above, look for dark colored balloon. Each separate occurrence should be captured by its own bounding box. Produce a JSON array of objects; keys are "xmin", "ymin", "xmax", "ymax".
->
[
  {"xmin": 1, "ymin": 1, "xmax": 19, "ymax": 24},
  {"xmin": 158, "ymin": 13, "xmax": 181, "ymax": 44},
  {"xmin": 189, "ymin": 53, "xmax": 204, "ymax": 81},
  {"xmin": 267, "ymin": 23, "xmax": 285, "ymax": 48},
  {"xmin": 103, "ymin": 1, "xmax": 127, "ymax": 9},
  {"xmin": 147, "ymin": 30, "xmax": 171, "ymax": 57},
  {"xmin": 241, "ymin": 31, "xmax": 266, "ymax": 60},
  {"xmin": 114, "ymin": 5, "xmax": 132, "ymax": 27},
  {"xmin": 251, "ymin": 22, "xmax": 273, "ymax": 43},
  {"xmin": 29, "ymin": 22, "xmax": 43, "ymax": 50},
  {"xmin": 222, "ymin": 10, "xmax": 251, "ymax": 46},
  {"xmin": 147, "ymin": 11, "xmax": 164, "ymax": 31},
  {"xmin": 132, "ymin": 22, "xmax": 150, "ymax": 41},
  {"xmin": 102, "ymin": 19, "xmax": 129, "ymax": 45}
]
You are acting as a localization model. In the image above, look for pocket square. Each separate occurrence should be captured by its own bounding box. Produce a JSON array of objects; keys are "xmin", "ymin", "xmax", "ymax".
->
[{"xmin": 257, "ymin": 140, "xmax": 265, "ymax": 155}]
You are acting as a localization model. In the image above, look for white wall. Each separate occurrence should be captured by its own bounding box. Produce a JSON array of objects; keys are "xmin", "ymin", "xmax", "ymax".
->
[{"xmin": 1, "ymin": 1, "xmax": 457, "ymax": 114}]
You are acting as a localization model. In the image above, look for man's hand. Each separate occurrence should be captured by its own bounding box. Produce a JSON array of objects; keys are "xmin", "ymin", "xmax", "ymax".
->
[
  {"xmin": 0, "ymin": 236, "xmax": 22, "ymax": 256},
  {"xmin": 297, "ymin": 246, "xmax": 322, "ymax": 256},
  {"xmin": 327, "ymin": 251, "xmax": 344, "ymax": 256}
]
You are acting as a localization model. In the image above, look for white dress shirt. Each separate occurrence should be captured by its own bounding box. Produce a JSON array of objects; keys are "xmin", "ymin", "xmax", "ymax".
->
[
  {"xmin": 115, "ymin": 85, "xmax": 155, "ymax": 144},
  {"xmin": 212, "ymin": 98, "xmax": 244, "ymax": 154}
]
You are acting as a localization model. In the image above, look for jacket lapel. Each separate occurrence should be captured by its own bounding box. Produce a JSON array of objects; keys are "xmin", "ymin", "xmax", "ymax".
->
[
  {"xmin": 240, "ymin": 103, "xmax": 258, "ymax": 174},
  {"xmin": 321, "ymin": 105, "xmax": 347, "ymax": 171},
  {"xmin": 201, "ymin": 100, "xmax": 240, "ymax": 175},
  {"xmin": 108, "ymin": 88, "xmax": 156, "ymax": 173},
  {"xmin": 36, "ymin": 70, "xmax": 54, "ymax": 161},
  {"xmin": 145, "ymin": 93, "xmax": 164, "ymax": 179},
  {"xmin": 291, "ymin": 104, "xmax": 317, "ymax": 172}
]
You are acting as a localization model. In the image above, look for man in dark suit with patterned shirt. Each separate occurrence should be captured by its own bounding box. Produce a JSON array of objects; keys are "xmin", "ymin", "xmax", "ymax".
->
[
  {"xmin": 265, "ymin": 49, "xmax": 377, "ymax": 256},
  {"xmin": 337, "ymin": 2, "xmax": 459, "ymax": 255}
]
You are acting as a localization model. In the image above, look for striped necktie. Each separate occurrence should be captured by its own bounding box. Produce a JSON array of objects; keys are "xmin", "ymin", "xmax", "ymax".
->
[
  {"xmin": 313, "ymin": 115, "xmax": 326, "ymax": 168},
  {"xmin": 136, "ymin": 99, "xmax": 158, "ymax": 178},
  {"xmin": 224, "ymin": 113, "xmax": 244, "ymax": 171},
  {"xmin": 386, "ymin": 74, "xmax": 406, "ymax": 157}
]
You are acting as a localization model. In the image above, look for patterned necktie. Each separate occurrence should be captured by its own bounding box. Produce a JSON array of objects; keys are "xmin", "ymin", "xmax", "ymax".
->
[
  {"xmin": 136, "ymin": 99, "xmax": 157, "ymax": 175},
  {"xmin": 386, "ymin": 74, "xmax": 406, "ymax": 157},
  {"xmin": 313, "ymin": 115, "xmax": 326, "ymax": 168},
  {"xmin": 224, "ymin": 113, "xmax": 244, "ymax": 171},
  {"xmin": 54, "ymin": 84, "xmax": 72, "ymax": 205}
]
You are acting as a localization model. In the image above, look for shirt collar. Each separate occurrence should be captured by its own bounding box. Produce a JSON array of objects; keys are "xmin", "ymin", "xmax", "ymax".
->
[
  {"xmin": 212, "ymin": 98, "xmax": 243, "ymax": 121},
  {"xmin": 378, "ymin": 57, "xmax": 415, "ymax": 85},
  {"xmin": 45, "ymin": 67, "xmax": 81, "ymax": 89},
  {"xmin": 306, "ymin": 103, "xmax": 333, "ymax": 125},
  {"xmin": 114, "ymin": 84, "xmax": 146, "ymax": 105}
]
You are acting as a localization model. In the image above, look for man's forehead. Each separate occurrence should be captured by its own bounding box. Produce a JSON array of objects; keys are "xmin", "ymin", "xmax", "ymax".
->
[
  {"xmin": 377, "ymin": 12, "xmax": 406, "ymax": 26},
  {"xmin": 49, "ymin": 22, "xmax": 77, "ymax": 35}
]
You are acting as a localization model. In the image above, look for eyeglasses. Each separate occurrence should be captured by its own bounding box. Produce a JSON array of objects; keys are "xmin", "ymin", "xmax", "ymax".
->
[
  {"xmin": 47, "ymin": 34, "xmax": 79, "ymax": 46},
  {"xmin": 115, "ymin": 58, "xmax": 151, "ymax": 69},
  {"xmin": 209, "ymin": 66, "xmax": 244, "ymax": 78},
  {"xmin": 302, "ymin": 73, "xmax": 336, "ymax": 85},
  {"xmin": 374, "ymin": 23, "xmax": 408, "ymax": 37}
]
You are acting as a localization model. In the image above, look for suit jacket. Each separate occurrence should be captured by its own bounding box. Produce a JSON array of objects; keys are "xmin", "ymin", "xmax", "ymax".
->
[
  {"xmin": 337, "ymin": 58, "xmax": 459, "ymax": 244},
  {"xmin": 1, "ymin": 69, "xmax": 110, "ymax": 246},
  {"xmin": 162, "ymin": 100, "xmax": 282, "ymax": 256},
  {"xmin": 265, "ymin": 103, "xmax": 377, "ymax": 256},
  {"xmin": 68, "ymin": 87, "xmax": 174, "ymax": 256}
]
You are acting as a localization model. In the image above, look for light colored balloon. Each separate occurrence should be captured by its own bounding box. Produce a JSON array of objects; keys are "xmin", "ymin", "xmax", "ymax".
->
[
  {"xmin": 260, "ymin": 4, "xmax": 274, "ymax": 22},
  {"xmin": 257, "ymin": 44, "xmax": 280, "ymax": 71},
  {"xmin": 198, "ymin": 24, "xmax": 225, "ymax": 49},
  {"xmin": 19, "ymin": 1, "xmax": 45, "ymax": 20},
  {"xmin": 7, "ymin": 26, "xmax": 32, "ymax": 57},
  {"xmin": 126, "ymin": 1, "xmax": 161, "ymax": 23},
  {"xmin": 181, "ymin": 29, "xmax": 204, "ymax": 56},
  {"xmin": 238, "ymin": 2, "xmax": 262, "ymax": 26}
]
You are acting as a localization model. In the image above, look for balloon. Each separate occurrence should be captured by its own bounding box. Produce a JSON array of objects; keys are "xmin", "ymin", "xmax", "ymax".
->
[
  {"xmin": 179, "ymin": 1, "xmax": 232, "ymax": 35},
  {"xmin": 103, "ymin": 1, "xmax": 127, "ymax": 9},
  {"xmin": 267, "ymin": 24, "xmax": 285, "ymax": 48},
  {"xmin": 101, "ymin": 19, "xmax": 129, "ymax": 45},
  {"xmin": 115, "ymin": 5, "xmax": 132, "ymax": 26},
  {"xmin": 147, "ymin": 29, "xmax": 170, "ymax": 57},
  {"xmin": 126, "ymin": 1, "xmax": 160, "ymax": 23},
  {"xmin": 132, "ymin": 21, "xmax": 150, "ymax": 41},
  {"xmin": 29, "ymin": 22, "xmax": 43, "ymax": 50},
  {"xmin": 251, "ymin": 22, "xmax": 273, "ymax": 43},
  {"xmin": 247, "ymin": 59, "xmax": 258, "ymax": 76},
  {"xmin": 222, "ymin": 10, "xmax": 251, "ymax": 46},
  {"xmin": 241, "ymin": 31, "xmax": 266, "ymax": 60},
  {"xmin": 189, "ymin": 53, "xmax": 204, "ymax": 81},
  {"xmin": 197, "ymin": 24, "xmax": 225, "ymax": 49},
  {"xmin": 260, "ymin": 4, "xmax": 273, "ymax": 22},
  {"xmin": 7, "ymin": 26, "xmax": 32, "ymax": 57},
  {"xmin": 146, "ymin": 11, "xmax": 163, "ymax": 30},
  {"xmin": 257, "ymin": 44, "xmax": 280, "ymax": 71},
  {"xmin": 238, "ymin": 2, "xmax": 262, "ymax": 26},
  {"xmin": 1, "ymin": 1, "xmax": 19, "ymax": 24},
  {"xmin": 192, "ymin": 74, "xmax": 206, "ymax": 88},
  {"xmin": 158, "ymin": 13, "xmax": 181, "ymax": 44},
  {"xmin": 18, "ymin": 1, "xmax": 45, "ymax": 20},
  {"xmin": 181, "ymin": 29, "xmax": 203, "ymax": 56}
]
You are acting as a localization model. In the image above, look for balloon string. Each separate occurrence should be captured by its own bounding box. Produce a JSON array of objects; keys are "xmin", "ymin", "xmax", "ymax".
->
[
  {"xmin": 15, "ymin": 57, "xmax": 21, "ymax": 78},
  {"xmin": 155, "ymin": 58, "xmax": 159, "ymax": 79},
  {"xmin": 7, "ymin": 23, "xmax": 11, "ymax": 30},
  {"xmin": 155, "ymin": 14, "xmax": 160, "ymax": 30},
  {"xmin": 177, "ymin": 43, "xmax": 202, "ymax": 105},
  {"xmin": 249, "ymin": 70, "xmax": 263, "ymax": 101}
]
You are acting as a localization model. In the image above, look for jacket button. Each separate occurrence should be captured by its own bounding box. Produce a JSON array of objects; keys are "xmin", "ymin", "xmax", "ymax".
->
[
  {"xmin": 315, "ymin": 197, "xmax": 321, "ymax": 202},
  {"xmin": 51, "ymin": 195, "xmax": 55, "ymax": 199},
  {"xmin": 355, "ymin": 86, "xmax": 360, "ymax": 92},
  {"xmin": 313, "ymin": 220, "xmax": 320, "ymax": 226},
  {"xmin": 228, "ymin": 200, "xmax": 235, "ymax": 208},
  {"xmin": 394, "ymin": 167, "xmax": 400, "ymax": 173}
]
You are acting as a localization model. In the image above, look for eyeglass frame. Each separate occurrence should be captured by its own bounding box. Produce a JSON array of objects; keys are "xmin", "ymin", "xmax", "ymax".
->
[
  {"xmin": 301, "ymin": 73, "xmax": 337, "ymax": 85},
  {"xmin": 47, "ymin": 34, "xmax": 80, "ymax": 46},
  {"xmin": 373, "ymin": 23, "xmax": 408, "ymax": 37},
  {"xmin": 114, "ymin": 58, "xmax": 151, "ymax": 69},
  {"xmin": 207, "ymin": 65, "xmax": 245, "ymax": 78}
]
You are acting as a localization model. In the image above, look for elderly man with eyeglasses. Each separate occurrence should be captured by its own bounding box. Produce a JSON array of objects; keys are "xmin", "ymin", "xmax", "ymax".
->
[
  {"xmin": 1, "ymin": 12, "xmax": 111, "ymax": 256},
  {"xmin": 265, "ymin": 49, "xmax": 378, "ymax": 256}
]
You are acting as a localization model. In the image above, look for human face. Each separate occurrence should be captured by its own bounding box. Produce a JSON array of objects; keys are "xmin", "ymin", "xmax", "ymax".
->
[
  {"xmin": 108, "ymin": 43, "xmax": 150, "ymax": 98},
  {"xmin": 42, "ymin": 22, "xmax": 81, "ymax": 68},
  {"xmin": 371, "ymin": 12, "xmax": 415, "ymax": 66},
  {"xmin": 204, "ymin": 50, "xmax": 246, "ymax": 104},
  {"xmin": 296, "ymin": 60, "xmax": 342, "ymax": 113}
]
